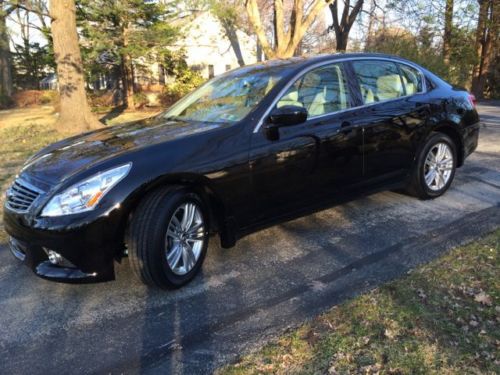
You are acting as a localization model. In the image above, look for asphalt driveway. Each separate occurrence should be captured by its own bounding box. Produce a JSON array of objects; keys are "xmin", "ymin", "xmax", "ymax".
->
[{"xmin": 0, "ymin": 103, "xmax": 499, "ymax": 374}]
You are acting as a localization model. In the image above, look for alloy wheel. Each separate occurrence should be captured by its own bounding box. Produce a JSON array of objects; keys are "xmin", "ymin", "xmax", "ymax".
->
[
  {"xmin": 165, "ymin": 202, "xmax": 205, "ymax": 275},
  {"xmin": 424, "ymin": 142, "xmax": 454, "ymax": 191}
]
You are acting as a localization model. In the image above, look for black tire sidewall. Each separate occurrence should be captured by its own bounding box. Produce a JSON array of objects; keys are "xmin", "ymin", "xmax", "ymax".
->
[
  {"xmin": 148, "ymin": 189, "xmax": 209, "ymax": 288},
  {"xmin": 418, "ymin": 133, "xmax": 457, "ymax": 198}
]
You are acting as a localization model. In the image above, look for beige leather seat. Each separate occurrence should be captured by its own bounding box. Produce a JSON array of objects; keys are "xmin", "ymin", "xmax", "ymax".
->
[
  {"xmin": 377, "ymin": 74, "xmax": 404, "ymax": 101},
  {"xmin": 277, "ymin": 90, "xmax": 303, "ymax": 108},
  {"xmin": 308, "ymin": 88, "xmax": 327, "ymax": 116},
  {"xmin": 361, "ymin": 86, "xmax": 375, "ymax": 103}
]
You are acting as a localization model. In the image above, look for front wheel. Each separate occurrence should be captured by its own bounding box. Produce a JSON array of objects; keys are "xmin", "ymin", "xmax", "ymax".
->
[
  {"xmin": 406, "ymin": 133, "xmax": 457, "ymax": 199},
  {"xmin": 127, "ymin": 187, "xmax": 209, "ymax": 289}
]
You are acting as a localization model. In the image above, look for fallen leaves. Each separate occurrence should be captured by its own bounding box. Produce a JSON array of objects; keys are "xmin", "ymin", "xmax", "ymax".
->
[
  {"xmin": 474, "ymin": 291, "xmax": 493, "ymax": 306},
  {"xmin": 416, "ymin": 288, "xmax": 427, "ymax": 299}
]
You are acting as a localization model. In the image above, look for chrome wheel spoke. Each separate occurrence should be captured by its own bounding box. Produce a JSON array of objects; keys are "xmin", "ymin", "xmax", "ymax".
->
[
  {"xmin": 435, "ymin": 171, "xmax": 443, "ymax": 189},
  {"xmin": 182, "ymin": 244, "xmax": 196, "ymax": 272},
  {"xmin": 181, "ymin": 203, "xmax": 195, "ymax": 231},
  {"xmin": 440, "ymin": 157, "xmax": 452, "ymax": 165},
  {"xmin": 437, "ymin": 143, "xmax": 446, "ymax": 161},
  {"xmin": 165, "ymin": 201, "xmax": 205, "ymax": 275},
  {"xmin": 167, "ymin": 243, "xmax": 183, "ymax": 269},
  {"xmin": 425, "ymin": 169, "xmax": 436, "ymax": 186},
  {"xmin": 425, "ymin": 152, "xmax": 435, "ymax": 165},
  {"xmin": 187, "ymin": 231, "xmax": 204, "ymax": 240}
]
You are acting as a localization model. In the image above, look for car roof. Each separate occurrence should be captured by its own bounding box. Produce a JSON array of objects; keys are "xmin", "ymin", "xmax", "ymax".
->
[{"xmin": 242, "ymin": 52, "xmax": 416, "ymax": 71}]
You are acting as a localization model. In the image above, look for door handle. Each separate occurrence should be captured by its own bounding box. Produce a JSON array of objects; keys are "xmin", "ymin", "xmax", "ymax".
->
[{"xmin": 340, "ymin": 121, "xmax": 351, "ymax": 128}]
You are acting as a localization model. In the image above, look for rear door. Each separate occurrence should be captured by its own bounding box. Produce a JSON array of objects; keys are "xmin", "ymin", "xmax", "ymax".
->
[{"xmin": 348, "ymin": 59, "xmax": 429, "ymax": 182}]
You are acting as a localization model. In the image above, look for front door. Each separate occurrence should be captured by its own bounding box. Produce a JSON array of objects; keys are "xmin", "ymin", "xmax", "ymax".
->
[{"xmin": 249, "ymin": 62, "xmax": 363, "ymax": 222}]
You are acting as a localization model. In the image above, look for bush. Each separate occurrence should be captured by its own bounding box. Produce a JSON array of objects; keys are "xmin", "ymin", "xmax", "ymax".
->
[
  {"xmin": 12, "ymin": 90, "xmax": 43, "ymax": 107},
  {"xmin": 0, "ymin": 94, "xmax": 14, "ymax": 109},
  {"xmin": 39, "ymin": 90, "xmax": 60, "ymax": 106},
  {"xmin": 159, "ymin": 69, "xmax": 204, "ymax": 107},
  {"xmin": 132, "ymin": 92, "xmax": 149, "ymax": 109}
]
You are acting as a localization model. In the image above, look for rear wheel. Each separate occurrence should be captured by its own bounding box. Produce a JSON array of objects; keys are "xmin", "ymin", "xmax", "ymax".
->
[
  {"xmin": 406, "ymin": 133, "xmax": 457, "ymax": 199},
  {"xmin": 127, "ymin": 187, "xmax": 209, "ymax": 289}
]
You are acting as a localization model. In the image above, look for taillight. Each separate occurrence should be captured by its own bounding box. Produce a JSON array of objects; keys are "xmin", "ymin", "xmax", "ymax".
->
[{"xmin": 468, "ymin": 93, "xmax": 477, "ymax": 108}]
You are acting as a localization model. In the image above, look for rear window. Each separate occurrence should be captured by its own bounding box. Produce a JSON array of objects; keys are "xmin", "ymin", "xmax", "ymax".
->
[
  {"xmin": 398, "ymin": 64, "xmax": 423, "ymax": 95},
  {"xmin": 352, "ymin": 60, "xmax": 405, "ymax": 104}
]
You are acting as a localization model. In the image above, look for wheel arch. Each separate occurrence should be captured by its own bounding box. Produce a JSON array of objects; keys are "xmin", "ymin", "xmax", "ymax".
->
[
  {"xmin": 431, "ymin": 123, "xmax": 465, "ymax": 167},
  {"xmin": 116, "ymin": 173, "xmax": 235, "ymax": 259}
]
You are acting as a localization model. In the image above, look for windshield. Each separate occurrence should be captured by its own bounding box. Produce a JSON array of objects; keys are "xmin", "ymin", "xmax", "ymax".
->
[{"xmin": 162, "ymin": 67, "xmax": 289, "ymax": 124}]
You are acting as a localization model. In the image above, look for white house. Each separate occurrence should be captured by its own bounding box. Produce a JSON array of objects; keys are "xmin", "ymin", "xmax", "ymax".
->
[
  {"xmin": 175, "ymin": 11, "xmax": 259, "ymax": 78},
  {"xmin": 135, "ymin": 10, "xmax": 260, "ymax": 88}
]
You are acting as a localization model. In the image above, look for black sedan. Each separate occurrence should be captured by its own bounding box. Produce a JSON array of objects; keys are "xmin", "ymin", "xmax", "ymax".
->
[{"xmin": 3, "ymin": 53, "xmax": 480, "ymax": 289}]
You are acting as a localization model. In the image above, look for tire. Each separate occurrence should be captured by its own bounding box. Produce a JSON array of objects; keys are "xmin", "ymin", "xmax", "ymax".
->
[
  {"xmin": 406, "ymin": 132, "xmax": 457, "ymax": 200},
  {"xmin": 127, "ymin": 186, "xmax": 209, "ymax": 289}
]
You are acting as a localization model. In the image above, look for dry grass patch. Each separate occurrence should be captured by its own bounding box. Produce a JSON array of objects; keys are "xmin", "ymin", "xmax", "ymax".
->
[{"xmin": 219, "ymin": 230, "xmax": 500, "ymax": 375}]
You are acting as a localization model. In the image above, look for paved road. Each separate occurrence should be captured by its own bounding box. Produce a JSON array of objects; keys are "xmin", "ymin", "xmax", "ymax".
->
[{"xmin": 0, "ymin": 103, "xmax": 499, "ymax": 374}]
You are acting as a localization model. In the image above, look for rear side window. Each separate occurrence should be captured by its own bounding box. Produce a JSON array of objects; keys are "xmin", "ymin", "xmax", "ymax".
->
[
  {"xmin": 398, "ymin": 64, "xmax": 423, "ymax": 95},
  {"xmin": 352, "ymin": 61, "xmax": 405, "ymax": 104}
]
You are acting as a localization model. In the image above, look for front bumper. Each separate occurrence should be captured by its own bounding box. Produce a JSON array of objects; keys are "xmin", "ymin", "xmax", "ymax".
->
[{"xmin": 3, "ymin": 205, "xmax": 124, "ymax": 283}]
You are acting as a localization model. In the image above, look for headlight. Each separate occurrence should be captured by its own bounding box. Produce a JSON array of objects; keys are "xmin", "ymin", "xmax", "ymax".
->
[{"xmin": 41, "ymin": 163, "xmax": 131, "ymax": 217}]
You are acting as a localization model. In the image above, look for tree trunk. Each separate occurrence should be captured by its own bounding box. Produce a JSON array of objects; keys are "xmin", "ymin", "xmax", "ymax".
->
[
  {"xmin": 256, "ymin": 40, "xmax": 263, "ymax": 61},
  {"xmin": 245, "ymin": 0, "xmax": 333, "ymax": 59},
  {"xmin": 365, "ymin": 0, "xmax": 376, "ymax": 50},
  {"xmin": 479, "ymin": 0, "xmax": 499, "ymax": 97},
  {"xmin": 471, "ymin": 0, "xmax": 498, "ymax": 98},
  {"xmin": 222, "ymin": 22, "xmax": 245, "ymax": 67},
  {"xmin": 120, "ymin": 27, "xmax": 135, "ymax": 109},
  {"xmin": 50, "ymin": 0, "xmax": 102, "ymax": 133},
  {"xmin": 471, "ymin": 0, "xmax": 488, "ymax": 95},
  {"xmin": 329, "ymin": 0, "xmax": 364, "ymax": 52},
  {"xmin": 121, "ymin": 54, "xmax": 135, "ymax": 109},
  {"xmin": 335, "ymin": 32, "xmax": 349, "ymax": 51},
  {"xmin": 0, "ymin": 2, "xmax": 13, "ymax": 98},
  {"xmin": 443, "ymin": 0, "xmax": 454, "ymax": 66}
]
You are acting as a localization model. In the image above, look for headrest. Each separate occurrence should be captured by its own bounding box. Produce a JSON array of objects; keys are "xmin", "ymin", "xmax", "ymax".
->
[{"xmin": 376, "ymin": 74, "xmax": 405, "ymax": 100}]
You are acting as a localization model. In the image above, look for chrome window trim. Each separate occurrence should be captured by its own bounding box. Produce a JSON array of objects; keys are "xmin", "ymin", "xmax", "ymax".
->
[{"xmin": 253, "ymin": 56, "xmax": 427, "ymax": 133}]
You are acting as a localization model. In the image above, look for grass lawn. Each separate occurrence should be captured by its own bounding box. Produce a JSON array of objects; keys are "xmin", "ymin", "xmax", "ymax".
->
[
  {"xmin": 0, "ymin": 106, "xmax": 159, "ymax": 242},
  {"xmin": 219, "ymin": 230, "xmax": 500, "ymax": 375}
]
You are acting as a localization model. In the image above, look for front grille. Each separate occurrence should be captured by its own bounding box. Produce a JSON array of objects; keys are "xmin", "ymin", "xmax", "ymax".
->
[{"xmin": 5, "ymin": 178, "xmax": 43, "ymax": 213}]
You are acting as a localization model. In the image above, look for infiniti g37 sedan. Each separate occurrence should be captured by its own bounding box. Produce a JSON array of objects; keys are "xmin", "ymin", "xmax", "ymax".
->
[{"xmin": 3, "ymin": 53, "xmax": 480, "ymax": 289}]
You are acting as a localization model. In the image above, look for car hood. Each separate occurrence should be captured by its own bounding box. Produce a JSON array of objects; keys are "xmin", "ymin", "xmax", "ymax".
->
[{"xmin": 20, "ymin": 116, "xmax": 223, "ymax": 185}]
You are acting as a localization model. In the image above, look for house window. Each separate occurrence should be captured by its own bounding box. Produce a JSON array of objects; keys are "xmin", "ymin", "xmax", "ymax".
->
[
  {"xmin": 225, "ymin": 64, "xmax": 231, "ymax": 71},
  {"xmin": 208, "ymin": 65, "xmax": 215, "ymax": 78}
]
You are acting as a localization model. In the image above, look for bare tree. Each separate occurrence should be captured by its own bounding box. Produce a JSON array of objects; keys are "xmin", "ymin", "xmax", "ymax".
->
[
  {"xmin": 328, "ymin": 0, "xmax": 364, "ymax": 51},
  {"xmin": 50, "ymin": 0, "xmax": 102, "ymax": 133},
  {"xmin": 245, "ymin": 0, "xmax": 333, "ymax": 59},
  {"xmin": 210, "ymin": 0, "xmax": 246, "ymax": 67},
  {"xmin": 443, "ymin": 0, "xmax": 454, "ymax": 66},
  {"xmin": 0, "ymin": 0, "xmax": 14, "ymax": 98},
  {"xmin": 471, "ymin": 0, "xmax": 499, "ymax": 98}
]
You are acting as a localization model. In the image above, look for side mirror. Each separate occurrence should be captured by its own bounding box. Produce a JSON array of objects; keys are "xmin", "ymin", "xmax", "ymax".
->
[
  {"xmin": 264, "ymin": 105, "xmax": 308, "ymax": 141},
  {"xmin": 268, "ymin": 105, "xmax": 308, "ymax": 127}
]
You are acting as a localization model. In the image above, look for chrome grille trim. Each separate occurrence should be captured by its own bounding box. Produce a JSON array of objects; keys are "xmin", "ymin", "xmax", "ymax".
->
[{"xmin": 5, "ymin": 178, "xmax": 44, "ymax": 213}]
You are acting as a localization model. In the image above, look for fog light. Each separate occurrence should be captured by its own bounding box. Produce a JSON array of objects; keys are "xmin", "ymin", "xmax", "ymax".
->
[
  {"xmin": 43, "ymin": 248, "xmax": 75, "ymax": 268},
  {"xmin": 47, "ymin": 250, "xmax": 63, "ymax": 265}
]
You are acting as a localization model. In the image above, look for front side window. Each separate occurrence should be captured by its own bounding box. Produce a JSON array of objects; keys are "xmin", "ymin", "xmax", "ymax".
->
[
  {"xmin": 352, "ymin": 60, "xmax": 405, "ymax": 104},
  {"xmin": 276, "ymin": 63, "xmax": 351, "ymax": 118},
  {"xmin": 399, "ymin": 64, "xmax": 423, "ymax": 95},
  {"xmin": 163, "ymin": 67, "xmax": 287, "ymax": 124}
]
